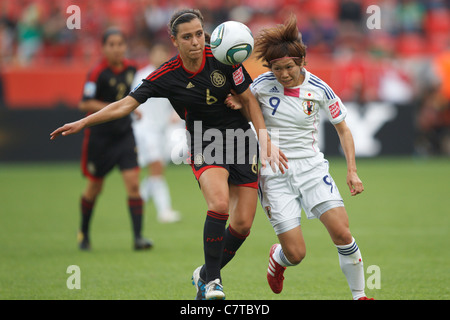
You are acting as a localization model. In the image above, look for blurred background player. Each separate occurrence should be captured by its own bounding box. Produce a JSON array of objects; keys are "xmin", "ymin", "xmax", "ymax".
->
[
  {"xmin": 78, "ymin": 27, "xmax": 152, "ymax": 250},
  {"xmin": 131, "ymin": 43, "xmax": 182, "ymax": 223}
]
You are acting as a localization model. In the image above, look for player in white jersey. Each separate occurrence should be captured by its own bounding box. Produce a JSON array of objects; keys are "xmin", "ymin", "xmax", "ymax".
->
[
  {"xmin": 132, "ymin": 44, "xmax": 182, "ymax": 223},
  {"xmin": 226, "ymin": 15, "xmax": 373, "ymax": 300}
]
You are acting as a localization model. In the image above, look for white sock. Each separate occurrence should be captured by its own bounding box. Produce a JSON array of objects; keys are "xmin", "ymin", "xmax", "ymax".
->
[
  {"xmin": 272, "ymin": 244, "xmax": 296, "ymax": 267},
  {"xmin": 336, "ymin": 238, "xmax": 366, "ymax": 300},
  {"xmin": 140, "ymin": 177, "xmax": 152, "ymax": 202},
  {"xmin": 147, "ymin": 176, "xmax": 172, "ymax": 217}
]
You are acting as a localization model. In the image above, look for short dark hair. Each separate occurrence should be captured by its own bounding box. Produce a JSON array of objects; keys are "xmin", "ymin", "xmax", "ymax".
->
[{"xmin": 102, "ymin": 27, "xmax": 124, "ymax": 45}]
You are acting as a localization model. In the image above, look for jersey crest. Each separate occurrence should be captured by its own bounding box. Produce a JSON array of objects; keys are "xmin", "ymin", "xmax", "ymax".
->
[
  {"xmin": 210, "ymin": 70, "xmax": 226, "ymax": 87},
  {"xmin": 302, "ymin": 100, "xmax": 316, "ymax": 115}
]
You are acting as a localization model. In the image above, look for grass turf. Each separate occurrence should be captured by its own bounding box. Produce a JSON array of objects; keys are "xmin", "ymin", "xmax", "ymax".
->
[{"xmin": 0, "ymin": 157, "xmax": 449, "ymax": 300}]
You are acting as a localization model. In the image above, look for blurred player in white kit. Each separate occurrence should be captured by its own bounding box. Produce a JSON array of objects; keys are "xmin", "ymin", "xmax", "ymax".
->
[{"xmin": 132, "ymin": 43, "xmax": 182, "ymax": 223}]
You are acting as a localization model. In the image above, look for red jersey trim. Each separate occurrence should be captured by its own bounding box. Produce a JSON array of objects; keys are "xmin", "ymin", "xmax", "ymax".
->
[
  {"xmin": 81, "ymin": 128, "xmax": 103, "ymax": 182},
  {"xmin": 235, "ymin": 181, "xmax": 258, "ymax": 189},
  {"xmin": 146, "ymin": 58, "xmax": 181, "ymax": 81},
  {"xmin": 87, "ymin": 60, "xmax": 109, "ymax": 82},
  {"xmin": 190, "ymin": 163, "xmax": 225, "ymax": 180},
  {"xmin": 110, "ymin": 58, "xmax": 135, "ymax": 74},
  {"xmin": 88, "ymin": 59, "xmax": 135, "ymax": 82},
  {"xmin": 180, "ymin": 47, "xmax": 207, "ymax": 79},
  {"xmin": 205, "ymin": 46, "xmax": 214, "ymax": 57}
]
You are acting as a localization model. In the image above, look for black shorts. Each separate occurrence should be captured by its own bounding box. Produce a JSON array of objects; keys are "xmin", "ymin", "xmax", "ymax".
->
[
  {"xmin": 81, "ymin": 128, "xmax": 138, "ymax": 181},
  {"xmin": 189, "ymin": 129, "xmax": 259, "ymax": 188}
]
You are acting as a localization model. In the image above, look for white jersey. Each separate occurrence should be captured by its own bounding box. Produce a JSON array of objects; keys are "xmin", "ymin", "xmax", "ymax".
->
[
  {"xmin": 132, "ymin": 65, "xmax": 174, "ymax": 129},
  {"xmin": 251, "ymin": 69, "xmax": 347, "ymax": 159},
  {"xmin": 131, "ymin": 65, "xmax": 184, "ymax": 166}
]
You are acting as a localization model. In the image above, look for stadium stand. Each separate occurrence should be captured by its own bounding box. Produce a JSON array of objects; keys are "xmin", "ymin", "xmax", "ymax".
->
[{"xmin": 0, "ymin": 0, "xmax": 449, "ymax": 155}]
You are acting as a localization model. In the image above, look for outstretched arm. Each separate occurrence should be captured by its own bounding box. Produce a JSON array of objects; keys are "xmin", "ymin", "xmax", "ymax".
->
[
  {"xmin": 79, "ymin": 99, "xmax": 109, "ymax": 113},
  {"xmin": 50, "ymin": 96, "xmax": 140, "ymax": 140},
  {"xmin": 334, "ymin": 120, "xmax": 364, "ymax": 196}
]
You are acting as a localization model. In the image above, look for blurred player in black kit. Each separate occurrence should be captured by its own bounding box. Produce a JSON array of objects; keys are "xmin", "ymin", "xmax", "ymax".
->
[
  {"xmin": 78, "ymin": 28, "xmax": 152, "ymax": 251},
  {"xmin": 51, "ymin": 10, "xmax": 287, "ymax": 299}
]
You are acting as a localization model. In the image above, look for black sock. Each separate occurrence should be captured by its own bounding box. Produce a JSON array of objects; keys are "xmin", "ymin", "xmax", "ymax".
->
[
  {"xmin": 200, "ymin": 225, "xmax": 249, "ymax": 280},
  {"xmin": 128, "ymin": 197, "xmax": 143, "ymax": 239},
  {"xmin": 203, "ymin": 210, "xmax": 228, "ymax": 282},
  {"xmin": 221, "ymin": 225, "xmax": 249, "ymax": 268},
  {"xmin": 80, "ymin": 196, "xmax": 95, "ymax": 239}
]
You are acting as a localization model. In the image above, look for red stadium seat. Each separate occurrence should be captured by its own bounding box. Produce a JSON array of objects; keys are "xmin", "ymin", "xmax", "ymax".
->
[{"xmin": 396, "ymin": 33, "xmax": 426, "ymax": 57}]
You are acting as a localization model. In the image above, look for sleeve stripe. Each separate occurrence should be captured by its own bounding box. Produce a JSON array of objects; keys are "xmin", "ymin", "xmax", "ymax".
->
[
  {"xmin": 146, "ymin": 59, "xmax": 181, "ymax": 81},
  {"xmin": 309, "ymin": 74, "xmax": 336, "ymax": 99},
  {"xmin": 253, "ymin": 74, "xmax": 277, "ymax": 87}
]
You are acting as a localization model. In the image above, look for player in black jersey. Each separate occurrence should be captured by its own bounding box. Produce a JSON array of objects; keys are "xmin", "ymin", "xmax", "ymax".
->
[
  {"xmin": 77, "ymin": 28, "xmax": 152, "ymax": 251},
  {"xmin": 51, "ymin": 9, "xmax": 288, "ymax": 299}
]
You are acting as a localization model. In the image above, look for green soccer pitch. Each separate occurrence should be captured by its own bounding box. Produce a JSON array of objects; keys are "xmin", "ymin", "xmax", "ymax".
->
[{"xmin": 0, "ymin": 157, "xmax": 449, "ymax": 300}]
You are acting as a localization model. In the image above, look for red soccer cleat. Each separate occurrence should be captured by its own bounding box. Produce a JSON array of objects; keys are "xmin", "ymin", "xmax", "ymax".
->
[
  {"xmin": 267, "ymin": 244, "xmax": 286, "ymax": 294},
  {"xmin": 357, "ymin": 296, "xmax": 375, "ymax": 300}
]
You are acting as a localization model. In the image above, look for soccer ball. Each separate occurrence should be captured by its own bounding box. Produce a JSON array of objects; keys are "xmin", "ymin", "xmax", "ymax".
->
[{"xmin": 210, "ymin": 21, "xmax": 254, "ymax": 66}]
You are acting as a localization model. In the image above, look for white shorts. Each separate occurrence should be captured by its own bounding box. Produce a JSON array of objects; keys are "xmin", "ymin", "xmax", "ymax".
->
[
  {"xmin": 133, "ymin": 121, "xmax": 165, "ymax": 167},
  {"xmin": 132, "ymin": 120, "xmax": 185, "ymax": 167},
  {"xmin": 132, "ymin": 97, "xmax": 185, "ymax": 167},
  {"xmin": 258, "ymin": 153, "xmax": 344, "ymax": 235}
]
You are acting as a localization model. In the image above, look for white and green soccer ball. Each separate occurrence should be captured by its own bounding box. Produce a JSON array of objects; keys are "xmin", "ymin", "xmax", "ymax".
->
[{"xmin": 210, "ymin": 21, "xmax": 254, "ymax": 66}]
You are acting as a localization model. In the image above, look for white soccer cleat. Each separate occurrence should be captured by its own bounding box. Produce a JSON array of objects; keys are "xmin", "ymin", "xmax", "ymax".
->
[
  {"xmin": 157, "ymin": 210, "xmax": 181, "ymax": 223},
  {"xmin": 205, "ymin": 278, "xmax": 225, "ymax": 300},
  {"xmin": 191, "ymin": 266, "xmax": 206, "ymax": 300}
]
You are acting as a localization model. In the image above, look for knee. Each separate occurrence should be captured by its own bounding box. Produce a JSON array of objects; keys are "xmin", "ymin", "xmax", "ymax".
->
[
  {"xmin": 230, "ymin": 222, "xmax": 252, "ymax": 237},
  {"xmin": 84, "ymin": 182, "xmax": 103, "ymax": 200},
  {"xmin": 208, "ymin": 198, "xmax": 229, "ymax": 214},
  {"xmin": 285, "ymin": 247, "xmax": 306, "ymax": 266},
  {"xmin": 229, "ymin": 210, "xmax": 256, "ymax": 236},
  {"xmin": 332, "ymin": 230, "xmax": 354, "ymax": 246},
  {"xmin": 128, "ymin": 182, "xmax": 140, "ymax": 198}
]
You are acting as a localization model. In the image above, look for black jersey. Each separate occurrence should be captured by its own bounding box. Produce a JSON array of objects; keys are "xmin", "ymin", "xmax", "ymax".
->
[
  {"xmin": 82, "ymin": 59, "xmax": 137, "ymax": 136},
  {"xmin": 129, "ymin": 45, "xmax": 252, "ymax": 136}
]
